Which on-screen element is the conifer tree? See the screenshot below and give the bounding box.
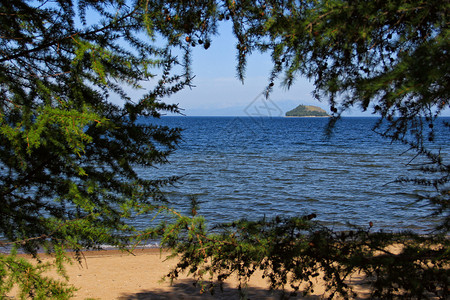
[0,0,206,297]
[157,1,449,299]
[1,0,449,299]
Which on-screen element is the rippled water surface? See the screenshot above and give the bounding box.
[134,116,449,233]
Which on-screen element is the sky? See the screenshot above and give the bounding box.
[125,21,448,117]
[165,23,321,116]
[137,22,350,117]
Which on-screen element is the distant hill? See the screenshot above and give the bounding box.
[285,105,330,117]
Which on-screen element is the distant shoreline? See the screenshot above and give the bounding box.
[284,115,331,118]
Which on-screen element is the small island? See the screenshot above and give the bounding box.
[285,105,330,117]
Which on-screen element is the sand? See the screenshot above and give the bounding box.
[8,249,371,299]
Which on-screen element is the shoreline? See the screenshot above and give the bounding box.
[7,248,371,299]
[284,115,330,118]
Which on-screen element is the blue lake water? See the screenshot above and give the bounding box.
[1,116,448,252]
[134,116,450,233]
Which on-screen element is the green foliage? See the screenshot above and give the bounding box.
[0,249,75,299]
[229,0,448,137]
[165,211,449,299]
[153,0,449,299]
[0,0,448,299]
[0,0,195,297]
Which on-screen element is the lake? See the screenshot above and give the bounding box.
[131,116,450,234]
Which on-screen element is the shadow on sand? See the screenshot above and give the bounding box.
[117,278,371,299]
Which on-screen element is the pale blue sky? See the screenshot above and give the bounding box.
[72,2,449,117]
[125,21,448,117]
[162,22,337,117]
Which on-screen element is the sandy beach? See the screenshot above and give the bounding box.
[7,248,372,299]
